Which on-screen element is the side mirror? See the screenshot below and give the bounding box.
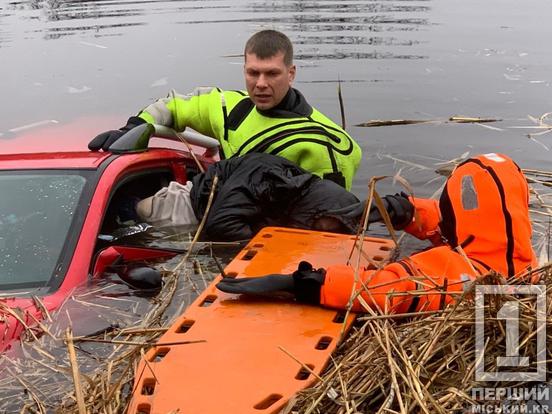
[91,245,179,291]
[108,123,155,154]
[106,123,220,157]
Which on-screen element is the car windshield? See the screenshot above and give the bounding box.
[0,171,89,290]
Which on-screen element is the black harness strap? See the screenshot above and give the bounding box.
[226,98,255,131]
[467,158,516,277]
[397,260,422,313]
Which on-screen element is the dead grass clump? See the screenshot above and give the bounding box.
[289,265,551,413]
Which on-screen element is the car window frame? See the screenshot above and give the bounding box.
[91,166,177,259]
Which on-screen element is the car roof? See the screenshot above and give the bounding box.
[0,116,198,169]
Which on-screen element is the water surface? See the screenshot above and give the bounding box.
[1,0,550,199]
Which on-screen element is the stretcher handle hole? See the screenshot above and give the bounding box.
[315,336,333,350]
[176,319,195,333]
[295,364,315,380]
[333,312,346,323]
[136,403,151,414]
[241,249,258,261]
[200,294,217,307]
[149,347,170,363]
[372,255,384,261]
[379,245,392,251]
[253,243,264,248]
[253,393,283,410]
[141,378,156,395]
[262,233,273,238]
[224,272,238,279]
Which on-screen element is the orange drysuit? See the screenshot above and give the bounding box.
[320,153,537,313]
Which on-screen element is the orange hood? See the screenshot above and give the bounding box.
[438,153,536,277]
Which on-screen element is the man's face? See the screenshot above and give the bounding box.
[244,52,296,111]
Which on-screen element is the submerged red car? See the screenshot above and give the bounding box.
[0,118,218,352]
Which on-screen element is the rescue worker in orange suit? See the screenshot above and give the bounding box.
[217,153,537,313]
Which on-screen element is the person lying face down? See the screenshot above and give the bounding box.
[217,153,538,314]
[134,153,413,241]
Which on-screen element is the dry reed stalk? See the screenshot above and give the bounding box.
[0,303,41,343]
[65,329,86,414]
[356,119,433,127]
[32,295,52,322]
[290,266,552,413]
[9,368,47,414]
[337,78,346,130]
[116,327,168,335]
[355,116,500,127]
[194,259,209,289]
[448,116,501,123]
[170,88,206,173]
[173,174,219,273]
[72,338,205,347]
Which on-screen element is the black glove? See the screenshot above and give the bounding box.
[292,261,326,304]
[88,116,146,151]
[116,265,162,291]
[216,261,326,305]
[367,192,414,230]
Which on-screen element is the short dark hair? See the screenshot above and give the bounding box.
[244,30,293,66]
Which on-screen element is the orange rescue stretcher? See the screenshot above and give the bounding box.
[128,227,395,414]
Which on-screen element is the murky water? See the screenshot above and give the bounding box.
[1,0,550,198]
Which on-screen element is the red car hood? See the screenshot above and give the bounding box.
[0,116,212,169]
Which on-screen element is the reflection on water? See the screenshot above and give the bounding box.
[40,22,146,40]
[246,1,430,14]
[294,34,421,46]
[5,0,232,41]
[297,49,425,60]
[3,0,429,60]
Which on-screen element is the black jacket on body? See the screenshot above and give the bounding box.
[190,153,363,241]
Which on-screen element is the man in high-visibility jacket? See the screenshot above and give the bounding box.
[217,153,537,313]
[89,30,362,190]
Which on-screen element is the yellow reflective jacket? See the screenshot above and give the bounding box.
[138,87,362,189]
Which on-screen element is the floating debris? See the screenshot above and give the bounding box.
[337,77,346,130]
[509,112,552,143]
[474,122,504,131]
[448,116,502,123]
[434,151,470,177]
[67,86,91,94]
[78,41,107,49]
[355,116,501,127]
[8,119,59,133]
[503,73,521,81]
[355,119,431,127]
[151,77,168,87]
